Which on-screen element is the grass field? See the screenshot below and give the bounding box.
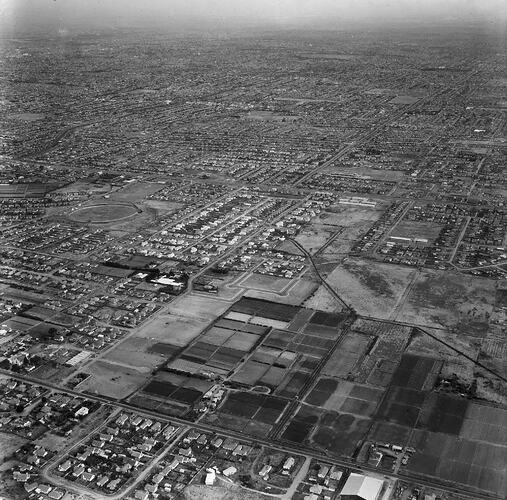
[245,279,318,306]
[239,273,292,293]
[390,95,420,104]
[406,328,480,377]
[108,181,163,201]
[0,432,27,461]
[135,312,211,347]
[7,112,45,121]
[102,337,167,371]
[294,225,334,255]
[279,205,383,259]
[304,286,346,313]
[315,205,384,227]
[390,220,443,243]
[79,360,149,399]
[306,258,415,318]
[143,199,183,213]
[2,315,39,331]
[396,270,496,334]
[23,306,58,322]
[69,203,138,223]
[53,180,110,196]
[321,165,406,181]
[37,405,112,453]
[166,294,230,320]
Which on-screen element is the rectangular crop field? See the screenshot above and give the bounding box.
[305,378,383,417]
[407,430,507,497]
[321,332,372,378]
[390,354,441,390]
[230,297,300,322]
[219,391,288,426]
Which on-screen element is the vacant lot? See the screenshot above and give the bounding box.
[143,199,183,214]
[321,166,406,182]
[0,432,27,461]
[102,337,167,371]
[294,225,334,255]
[390,220,443,243]
[406,328,480,384]
[166,294,230,320]
[245,279,318,306]
[182,483,271,500]
[308,258,415,318]
[108,181,163,201]
[79,360,149,399]
[396,270,496,333]
[53,180,110,196]
[390,95,420,104]
[239,273,292,293]
[304,286,347,313]
[315,205,383,228]
[7,112,45,121]
[135,312,211,347]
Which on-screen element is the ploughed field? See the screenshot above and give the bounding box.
[109,294,507,498]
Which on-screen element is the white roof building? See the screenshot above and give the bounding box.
[340,473,383,500]
[205,469,216,485]
[223,466,237,477]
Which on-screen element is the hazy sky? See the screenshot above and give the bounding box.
[1,0,506,32]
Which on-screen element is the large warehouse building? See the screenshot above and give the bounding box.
[340,473,384,500]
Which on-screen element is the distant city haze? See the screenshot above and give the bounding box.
[1,0,507,33]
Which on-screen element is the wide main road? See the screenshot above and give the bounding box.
[0,366,500,500]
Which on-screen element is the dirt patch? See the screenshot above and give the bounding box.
[166,294,230,320]
[182,483,271,500]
